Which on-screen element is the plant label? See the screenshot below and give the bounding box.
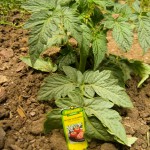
[61,107,88,150]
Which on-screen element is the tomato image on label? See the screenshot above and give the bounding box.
[70,131,78,138]
[68,124,85,142]
[73,126,81,133]
[75,131,84,140]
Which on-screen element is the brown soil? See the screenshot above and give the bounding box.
[0,12,150,150]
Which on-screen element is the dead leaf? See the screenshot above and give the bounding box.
[17,105,26,118]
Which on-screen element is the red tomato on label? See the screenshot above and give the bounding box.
[73,127,81,133]
[70,131,77,138]
[75,131,84,140]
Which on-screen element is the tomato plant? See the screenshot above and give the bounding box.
[22,0,150,147]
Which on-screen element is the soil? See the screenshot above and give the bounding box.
[0,12,150,150]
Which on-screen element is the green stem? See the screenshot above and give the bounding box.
[79,51,87,73]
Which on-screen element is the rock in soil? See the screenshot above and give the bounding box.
[29,117,45,135]
[100,143,117,150]
[0,87,7,103]
[0,76,9,84]
[50,130,67,150]
[9,144,23,150]
[0,127,6,149]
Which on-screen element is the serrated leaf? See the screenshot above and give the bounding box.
[57,51,76,70]
[24,10,65,64]
[20,56,57,72]
[76,0,88,12]
[63,66,83,84]
[83,70,133,108]
[63,7,82,45]
[80,24,92,57]
[137,16,150,52]
[93,0,114,9]
[132,0,141,13]
[103,17,115,29]
[84,116,114,141]
[37,74,77,101]
[56,92,128,145]
[112,20,133,51]
[92,32,107,70]
[86,107,128,145]
[44,109,62,133]
[22,0,56,12]
[114,3,132,18]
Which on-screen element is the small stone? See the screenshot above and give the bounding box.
[0,127,6,149]
[138,125,150,135]
[29,117,45,135]
[0,87,7,103]
[50,130,67,150]
[0,120,12,130]
[0,48,14,59]
[127,108,139,120]
[0,76,8,84]
[9,144,23,150]
[16,62,26,72]
[5,137,16,148]
[20,47,28,52]
[30,111,36,117]
[100,143,117,150]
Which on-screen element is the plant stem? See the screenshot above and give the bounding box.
[79,50,87,72]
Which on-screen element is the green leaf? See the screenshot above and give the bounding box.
[63,7,82,45]
[112,20,133,51]
[92,32,107,70]
[127,137,138,147]
[93,0,114,9]
[127,60,150,87]
[83,70,133,108]
[63,66,83,84]
[20,56,57,72]
[44,109,62,133]
[80,24,92,57]
[86,108,128,145]
[132,0,141,13]
[137,16,150,53]
[114,3,132,18]
[56,92,128,144]
[24,10,64,64]
[57,51,76,70]
[84,116,114,141]
[37,74,77,101]
[22,0,56,12]
[103,16,115,29]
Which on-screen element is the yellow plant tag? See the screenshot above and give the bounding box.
[61,107,88,150]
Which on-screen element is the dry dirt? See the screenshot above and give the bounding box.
[0,12,150,150]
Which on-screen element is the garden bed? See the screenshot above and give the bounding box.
[0,12,150,150]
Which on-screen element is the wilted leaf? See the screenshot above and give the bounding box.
[127,60,150,87]
[20,56,57,72]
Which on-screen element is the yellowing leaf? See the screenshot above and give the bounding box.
[20,56,57,72]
